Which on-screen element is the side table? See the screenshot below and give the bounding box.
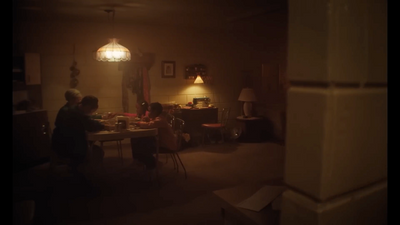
[236,116,263,142]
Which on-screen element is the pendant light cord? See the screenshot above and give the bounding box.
[112,10,115,36]
[105,9,115,37]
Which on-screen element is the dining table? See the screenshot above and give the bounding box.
[86,127,160,183]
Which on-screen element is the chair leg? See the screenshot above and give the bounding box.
[117,140,123,166]
[169,153,176,169]
[116,141,119,158]
[120,141,123,164]
[174,153,187,179]
[171,153,179,173]
[207,132,213,144]
[173,154,178,170]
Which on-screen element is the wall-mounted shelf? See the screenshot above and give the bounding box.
[185,64,207,79]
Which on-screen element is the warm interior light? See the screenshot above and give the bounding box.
[238,88,257,117]
[96,38,131,62]
[194,75,204,84]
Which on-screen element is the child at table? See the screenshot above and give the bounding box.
[105,100,150,121]
[130,102,177,170]
[127,100,149,120]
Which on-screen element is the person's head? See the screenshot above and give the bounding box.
[136,100,149,116]
[148,102,163,119]
[79,95,99,115]
[64,89,82,106]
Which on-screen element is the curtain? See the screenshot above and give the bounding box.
[119,53,154,113]
[121,64,151,112]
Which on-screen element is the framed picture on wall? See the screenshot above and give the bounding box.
[161,61,175,78]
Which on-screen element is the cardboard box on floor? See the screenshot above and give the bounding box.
[213,180,285,225]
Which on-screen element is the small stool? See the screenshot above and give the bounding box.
[99,139,124,165]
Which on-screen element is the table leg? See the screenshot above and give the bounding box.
[117,140,123,166]
[155,134,160,186]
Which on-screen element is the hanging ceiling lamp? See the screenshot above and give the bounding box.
[95,9,131,62]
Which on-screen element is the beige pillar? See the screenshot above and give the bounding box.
[280,0,387,224]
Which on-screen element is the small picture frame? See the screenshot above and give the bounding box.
[161,61,175,78]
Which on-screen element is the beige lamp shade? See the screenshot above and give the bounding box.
[238,88,257,102]
[96,38,131,62]
[238,88,257,117]
[194,75,204,84]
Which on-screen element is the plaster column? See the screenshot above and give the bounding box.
[280,0,387,224]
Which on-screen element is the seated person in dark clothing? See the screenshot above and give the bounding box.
[51,95,104,175]
[51,89,82,171]
[131,102,177,170]
[53,89,82,128]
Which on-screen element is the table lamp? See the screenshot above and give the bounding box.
[238,88,257,118]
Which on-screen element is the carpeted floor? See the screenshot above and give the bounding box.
[13,140,285,225]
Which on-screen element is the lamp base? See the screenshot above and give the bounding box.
[243,102,253,118]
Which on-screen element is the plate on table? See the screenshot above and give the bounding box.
[95,119,108,125]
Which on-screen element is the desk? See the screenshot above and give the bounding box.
[174,108,218,146]
[87,128,159,181]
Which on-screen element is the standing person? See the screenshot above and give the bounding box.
[52,95,105,176]
[131,102,177,170]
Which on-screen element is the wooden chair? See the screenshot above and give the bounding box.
[48,126,71,174]
[163,113,175,164]
[201,108,231,145]
[49,150,71,175]
[158,117,187,179]
[165,112,176,130]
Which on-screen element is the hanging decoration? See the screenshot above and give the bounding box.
[119,52,154,113]
[69,44,80,88]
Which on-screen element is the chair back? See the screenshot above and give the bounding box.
[174,118,185,150]
[219,108,230,126]
[165,113,176,129]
